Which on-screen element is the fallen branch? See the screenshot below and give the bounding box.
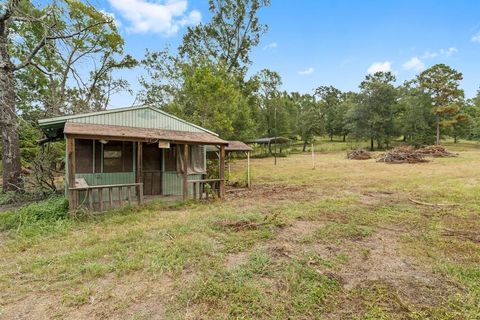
[408,198,460,207]
[441,229,480,243]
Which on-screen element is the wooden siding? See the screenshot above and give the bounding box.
[69,107,205,133]
[162,172,203,196]
[76,172,136,202]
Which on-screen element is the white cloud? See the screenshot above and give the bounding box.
[440,47,458,57]
[472,32,480,43]
[367,61,392,74]
[263,42,277,50]
[422,47,458,59]
[298,67,314,75]
[402,57,424,72]
[108,0,201,35]
[422,51,438,59]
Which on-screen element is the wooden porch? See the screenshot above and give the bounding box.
[64,122,227,213]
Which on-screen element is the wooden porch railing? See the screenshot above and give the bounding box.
[188,179,223,200]
[70,183,143,212]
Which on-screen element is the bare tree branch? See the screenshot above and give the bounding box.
[13,19,111,71]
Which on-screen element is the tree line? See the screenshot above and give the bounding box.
[1,0,480,193]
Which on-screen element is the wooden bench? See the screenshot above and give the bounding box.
[70,179,143,212]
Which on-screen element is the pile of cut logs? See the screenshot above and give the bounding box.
[347,149,372,160]
[417,145,457,157]
[377,146,428,164]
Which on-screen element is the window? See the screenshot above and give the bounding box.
[75,139,94,173]
[103,141,133,173]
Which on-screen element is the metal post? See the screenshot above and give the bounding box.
[246,151,251,188]
[219,144,226,198]
[311,142,315,169]
[182,144,189,201]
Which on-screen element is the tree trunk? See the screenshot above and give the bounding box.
[370,137,374,151]
[302,141,307,152]
[0,31,23,192]
[342,134,346,142]
[436,114,440,145]
[454,135,457,143]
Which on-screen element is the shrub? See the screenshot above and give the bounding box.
[0,196,69,231]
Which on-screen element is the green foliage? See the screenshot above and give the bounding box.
[418,64,464,144]
[0,196,69,232]
[397,81,436,146]
[347,72,399,150]
[315,86,343,140]
[179,0,270,72]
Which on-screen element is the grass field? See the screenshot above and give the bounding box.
[1,141,480,319]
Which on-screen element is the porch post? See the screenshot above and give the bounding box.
[182,144,189,201]
[136,142,143,204]
[246,151,251,188]
[66,136,76,213]
[219,144,225,198]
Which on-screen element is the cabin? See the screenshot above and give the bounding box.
[38,105,228,212]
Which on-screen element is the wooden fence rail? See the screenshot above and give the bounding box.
[188,179,223,200]
[69,183,143,212]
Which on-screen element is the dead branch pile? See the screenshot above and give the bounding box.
[347,149,372,160]
[417,145,457,157]
[377,146,428,164]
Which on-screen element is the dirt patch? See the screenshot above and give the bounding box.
[1,272,174,319]
[316,230,459,307]
[359,191,397,206]
[226,184,318,202]
[225,251,250,270]
[266,220,325,261]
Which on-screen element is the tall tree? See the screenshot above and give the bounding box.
[418,64,464,145]
[0,0,129,191]
[296,93,323,151]
[397,81,436,146]
[179,0,270,73]
[347,72,398,150]
[252,69,282,136]
[315,85,342,141]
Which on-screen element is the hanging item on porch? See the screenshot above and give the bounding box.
[158,141,170,148]
[189,145,205,174]
[176,145,185,174]
[176,145,206,174]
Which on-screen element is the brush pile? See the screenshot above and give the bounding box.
[377,146,428,164]
[417,145,457,157]
[347,149,372,160]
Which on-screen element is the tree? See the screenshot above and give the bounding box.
[418,64,464,145]
[0,0,123,191]
[252,69,282,137]
[347,72,399,150]
[336,92,357,141]
[179,0,270,73]
[397,81,436,146]
[296,94,323,151]
[315,86,342,141]
[468,89,480,140]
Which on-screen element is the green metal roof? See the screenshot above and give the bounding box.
[38,105,218,137]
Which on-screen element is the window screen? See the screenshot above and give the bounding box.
[103,141,133,173]
[164,144,176,171]
[75,139,93,173]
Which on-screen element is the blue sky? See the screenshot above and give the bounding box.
[95,0,480,107]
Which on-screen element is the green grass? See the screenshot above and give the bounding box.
[1,141,480,318]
